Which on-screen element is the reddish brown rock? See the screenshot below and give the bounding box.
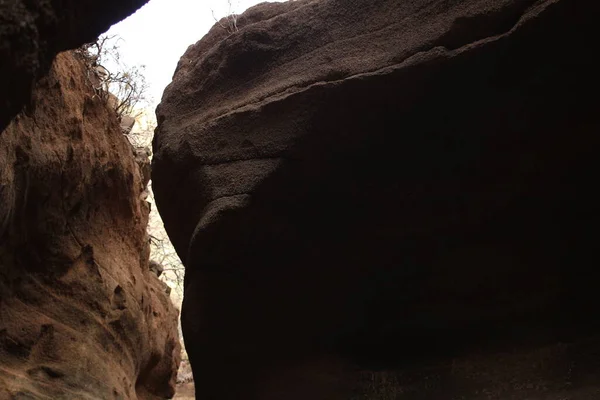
[0,51,180,399]
[0,0,149,132]
[153,0,599,398]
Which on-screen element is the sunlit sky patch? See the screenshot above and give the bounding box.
[104,0,288,108]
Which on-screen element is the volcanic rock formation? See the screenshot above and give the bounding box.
[0,51,180,399]
[153,0,599,398]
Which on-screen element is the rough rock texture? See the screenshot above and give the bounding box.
[153,0,600,398]
[0,0,149,132]
[0,52,180,399]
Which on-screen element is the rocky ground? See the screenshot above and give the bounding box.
[173,382,195,400]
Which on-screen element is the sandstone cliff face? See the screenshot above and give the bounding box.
[0,52,180,399]
[154,0,599,398]
[0,0,149,132]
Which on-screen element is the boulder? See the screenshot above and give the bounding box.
[153,0,600,398]
[0,51,180,399]
[121,115,138,135]
[0,0,148,132]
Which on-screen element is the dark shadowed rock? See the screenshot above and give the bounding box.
[0,51,180,399]
[153,0,600,398]
[0,0,149,132]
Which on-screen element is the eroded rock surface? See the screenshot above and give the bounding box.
[0,52,180,399]
[0,0,149,132]
[153,0,599,398]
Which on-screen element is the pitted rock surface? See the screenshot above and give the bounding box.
[1,52,180,400]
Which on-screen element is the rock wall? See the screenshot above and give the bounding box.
[0,0,149,132]
[0,51,180,399]
[153,0,600,398]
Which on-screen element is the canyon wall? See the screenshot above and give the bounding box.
[1,2,185,398]
[0,50,180,400]
[153,0,600,398]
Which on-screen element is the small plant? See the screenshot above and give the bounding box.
[75,35,150,120]
[212,0,240,34]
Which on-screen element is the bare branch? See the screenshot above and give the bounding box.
[211,0,240,34]
[76,35,150,120]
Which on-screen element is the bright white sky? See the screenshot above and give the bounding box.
[105,0,287,108]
